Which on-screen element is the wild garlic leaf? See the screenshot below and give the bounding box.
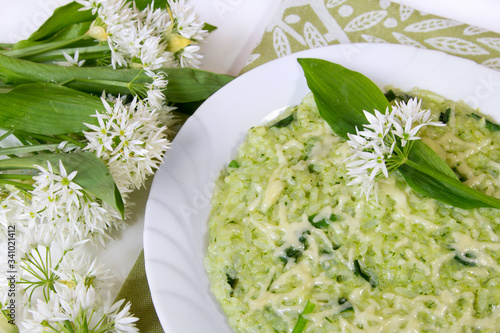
[401,160,500,209]
[298,58,391,139]
[0,82,102,135]
[28,2,96,42]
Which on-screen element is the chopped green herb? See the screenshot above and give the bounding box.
[384,89,397,102]
[292,300,315,333]
[354,259,378,288]
[454,253,477,267]
[226,273,238,297]
[299,230,310,245]
[270,113,294,128]
[308,214,337,229]
[228,160,239,168]
[285,246,302,261]
[339,305,354,314]
[470,113,500,132]
[384,89,413,103]
[439,108,451,124]
[226,273,238,289]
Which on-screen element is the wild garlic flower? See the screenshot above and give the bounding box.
[128,72,168,109]
[83,96,169,194]
[54,50,86,67]
[19,246,138,333]
[77,0,208,71]
[345,98,444,200]
[31,160,124,246]
[168,0,208,67]
[1,185,32,229]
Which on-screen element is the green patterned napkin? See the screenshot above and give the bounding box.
[118,1,500,332]
[243,0,500,73]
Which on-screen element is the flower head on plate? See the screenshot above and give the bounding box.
[344,98,444,200]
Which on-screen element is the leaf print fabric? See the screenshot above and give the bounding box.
[404,19,463,33]
[426,37,489,55]
[242,0,500,73]
[344,10,387,32]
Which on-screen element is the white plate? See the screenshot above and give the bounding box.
[143,43,500,333]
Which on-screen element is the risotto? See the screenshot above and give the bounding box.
[204,89,500,332]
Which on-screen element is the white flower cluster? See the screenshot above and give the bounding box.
[77,0,208,71]
[83,95,170,197]
[0,162,123,249]
[18,245,138,332]
[345,98,444,200]
[1,188,137,332]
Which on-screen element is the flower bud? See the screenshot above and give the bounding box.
[165,33,193,53]
[88,26,108,42]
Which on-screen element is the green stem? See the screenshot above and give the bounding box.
[65,78,135,97]
[0,129,14,142]
[0,179,34,190]
[292,300,315,333]
[403,159,500,209]
[24,44,110,64]
[2,34,90,59]
[0,143,63,156]
[12,130,64,143]
[0,174,34,180]
[56,134,86,148]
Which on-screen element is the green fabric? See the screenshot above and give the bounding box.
[243,0,500,73]
[115,250,164,333]
[120,0,500,331]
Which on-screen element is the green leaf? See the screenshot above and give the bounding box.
[28,2,96,42]
[400,123,500,209]
[3,35,90,59]
[407,141,457,179]
[14,22,94,51]
[400,159,500,209]
[298,58,390,140]
[157,67,234,103]
[134,0,168,10]
[0,315,19,333]
[0,54,234,103]
[0,152,124,217]
[27,0,169,43]
[202,23,218,33]
[0,83,102,135]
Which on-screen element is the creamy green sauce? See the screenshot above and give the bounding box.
[205,90,500,332]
